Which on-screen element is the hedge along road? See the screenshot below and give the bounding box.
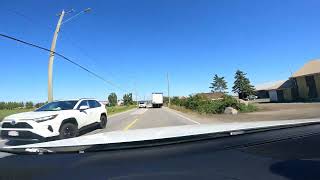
[0,107,204,148]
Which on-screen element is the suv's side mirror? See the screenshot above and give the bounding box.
[79,105,89,111]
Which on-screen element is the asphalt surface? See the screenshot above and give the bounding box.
[0,107,201,148]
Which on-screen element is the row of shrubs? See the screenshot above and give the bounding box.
[170,95,257,114]
[0,102,46,110]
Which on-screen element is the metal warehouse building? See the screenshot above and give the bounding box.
[291,60,320,101]
[255,80,293,102]
[255,60,320,102]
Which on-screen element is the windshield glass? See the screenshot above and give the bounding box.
[1,0,320,153]
[35,101,78,111]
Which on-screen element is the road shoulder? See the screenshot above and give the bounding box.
[163,107,219,124]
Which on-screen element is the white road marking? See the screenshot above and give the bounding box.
[130,109,148,115]
[164,107,201,124]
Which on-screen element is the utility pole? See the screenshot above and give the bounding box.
[133,81,138,106]
[48,10,65,102]
[47,8,91,102]
[136,93,138,105]
[167,72,170,107]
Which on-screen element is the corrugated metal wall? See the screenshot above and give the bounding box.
[315,74,320,98]
[296,76,309,99]
[283,88,292,101]
[269,90,278,102]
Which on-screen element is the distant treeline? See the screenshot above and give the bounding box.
[0,102,46,110]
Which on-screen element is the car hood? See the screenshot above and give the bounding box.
[4,118,320,149]
[4,111,59,120]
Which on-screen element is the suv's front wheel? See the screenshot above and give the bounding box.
[99,115,107,129]
[59,123,79,139]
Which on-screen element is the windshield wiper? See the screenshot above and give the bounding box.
[25,147,54,154]
[0,147,56,155]
[0,144,91,155]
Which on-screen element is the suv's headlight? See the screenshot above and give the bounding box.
[34,115,58,123]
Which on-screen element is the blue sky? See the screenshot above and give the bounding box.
[1,0,320,102]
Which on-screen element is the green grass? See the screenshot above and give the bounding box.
[0,109,34,121]
[239,104,258,113]
[169,105,193,114]
[107,105,137,116]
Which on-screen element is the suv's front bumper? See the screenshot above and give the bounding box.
[0,130,45,141]
[0,120,59,140]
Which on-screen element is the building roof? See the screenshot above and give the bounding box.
[255,80,293,91]
[292,60,320,77]
[255,80,285,91]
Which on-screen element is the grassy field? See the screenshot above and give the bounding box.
[107,105,137,116]
[0,105,137,121]
[0,109,34,121]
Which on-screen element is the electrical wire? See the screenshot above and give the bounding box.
[4,9,138,95]
[0,33,127,92]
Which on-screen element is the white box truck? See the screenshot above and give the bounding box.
[152,93,163,108]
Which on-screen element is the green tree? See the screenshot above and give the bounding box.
[163,96,170,105]
[232,70,255,99]
[123,93,133,106]
[0,102,5,110]
[19,102,24,108]
[35,102,45,108]
[209,74,228,93]
[108,93,118,106]
[25,101,34,109]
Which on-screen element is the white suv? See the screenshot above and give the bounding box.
[138,101,147,108]
[0,99,107,141]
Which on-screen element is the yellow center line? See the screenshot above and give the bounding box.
[123,118,139,131]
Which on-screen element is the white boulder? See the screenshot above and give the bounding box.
[224,107,238,115]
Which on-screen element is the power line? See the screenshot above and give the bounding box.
[59,33,138,91]
[6,9,54,30]
[0,33,127,92]
[5,9,138,94]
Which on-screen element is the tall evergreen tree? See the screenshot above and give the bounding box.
[209,74,228,93]
[123,93,133,105]
[108,93,117,106]
[232,70,255,99]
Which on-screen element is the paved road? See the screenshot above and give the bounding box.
[0,107,201,148]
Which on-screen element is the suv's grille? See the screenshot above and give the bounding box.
[2,122,33,129]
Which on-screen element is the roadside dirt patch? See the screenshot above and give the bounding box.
[236,103,320,121]
[255,103,320,112]
[169,103,320,123]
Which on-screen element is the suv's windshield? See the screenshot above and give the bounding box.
[35,101,78,111]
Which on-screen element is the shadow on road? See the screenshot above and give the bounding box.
[78,124,101,136]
